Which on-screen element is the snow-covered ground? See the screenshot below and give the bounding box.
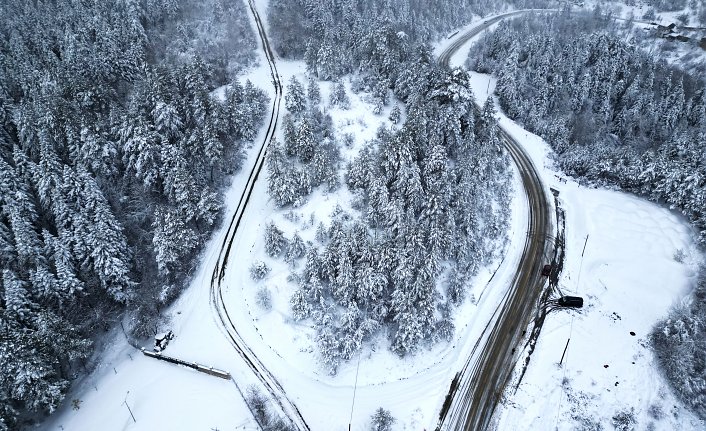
[39,7,704,431]
[445,16,705,431]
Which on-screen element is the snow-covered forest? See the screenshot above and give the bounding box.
[3,0,706,429]
[470,10,705,243]
[267,73,512,373]
[262,0,518,372]
[0,1,268,428]
[267,0,556,79]
[469,8,706,420]
[634,0,706,19]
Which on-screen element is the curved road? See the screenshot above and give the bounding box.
[437,13,554,431]
[208,7,551,431]
[208,2,309,430]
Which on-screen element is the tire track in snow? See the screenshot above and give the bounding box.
[208,1,310,430]
[436,12,555,431]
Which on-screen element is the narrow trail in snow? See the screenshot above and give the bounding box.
[207,1,310,430]
[436,12,555,431]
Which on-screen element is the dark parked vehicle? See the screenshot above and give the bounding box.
[541,264,552,277]
[558,296,583,308]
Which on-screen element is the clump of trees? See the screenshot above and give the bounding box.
[267,0,559,76]
[266,76,340,208]
[264,0,517,376]
[469,10,706,243]
[0,0,267,427]
[652,270,706,419]
[266,42,512,372]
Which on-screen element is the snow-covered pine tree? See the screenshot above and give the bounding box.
[264,222,288,258]
[285,76,306,114]
[307,75,321,106]
[329,80,350,109]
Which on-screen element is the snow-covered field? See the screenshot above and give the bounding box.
[39,6,704,431]
[494,112,704,431]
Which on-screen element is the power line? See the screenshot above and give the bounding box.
[348,352,362,431]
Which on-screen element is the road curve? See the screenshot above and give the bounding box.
[208,2,310,430]
[437,13,553,431]
[437,11,528,67]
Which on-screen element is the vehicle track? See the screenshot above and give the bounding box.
[437,13,553,431]
[437,11,527,67]
[207,2,309,430]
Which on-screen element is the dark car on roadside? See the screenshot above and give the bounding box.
[541,264,552,277]
[558,296,583,308]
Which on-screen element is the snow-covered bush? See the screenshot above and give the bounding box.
[245,386,294,430]
[369,408,395,431]
[642,8,657,20]
[676,13,689,25]
[249,261,271,281]
[256,287,273,311]
[647,403,664,420]
[611,408,636,431]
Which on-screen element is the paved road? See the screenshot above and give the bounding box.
[438,11,528,67]
[437,13,554,431]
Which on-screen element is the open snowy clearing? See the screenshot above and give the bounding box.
[39,6,704,431]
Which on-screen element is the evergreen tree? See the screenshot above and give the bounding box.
[264,222,288,257]
[369,407,395,431]
[329,80,350,109]
[285,76,306,114]
[307,75,321,106]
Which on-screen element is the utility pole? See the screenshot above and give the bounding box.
[559,338,571,365]
[348,352,362,431]
[576,234,589,291]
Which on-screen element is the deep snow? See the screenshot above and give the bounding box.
[39,5,704,431]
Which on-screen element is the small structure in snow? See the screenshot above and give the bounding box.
[154,330,174,352]
[558,296,583,308]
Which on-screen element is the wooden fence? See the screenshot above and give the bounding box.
[141,348,231,380]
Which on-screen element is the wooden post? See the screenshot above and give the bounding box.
[124,392,136,423]
[559,338,570,366]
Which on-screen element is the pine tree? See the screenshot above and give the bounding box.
[307,75,321,106]
[78,167,134,301]
[389,104,401,124]
[370,407,395,431]
[264,222,288,257]
[285,76,306,114]
[153,205,199,277]
[329,80,350,109]
[3,270,33,321]
[285,232,306,264]
[293,117,315,163]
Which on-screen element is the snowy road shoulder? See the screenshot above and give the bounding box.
[438,16,706,429]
